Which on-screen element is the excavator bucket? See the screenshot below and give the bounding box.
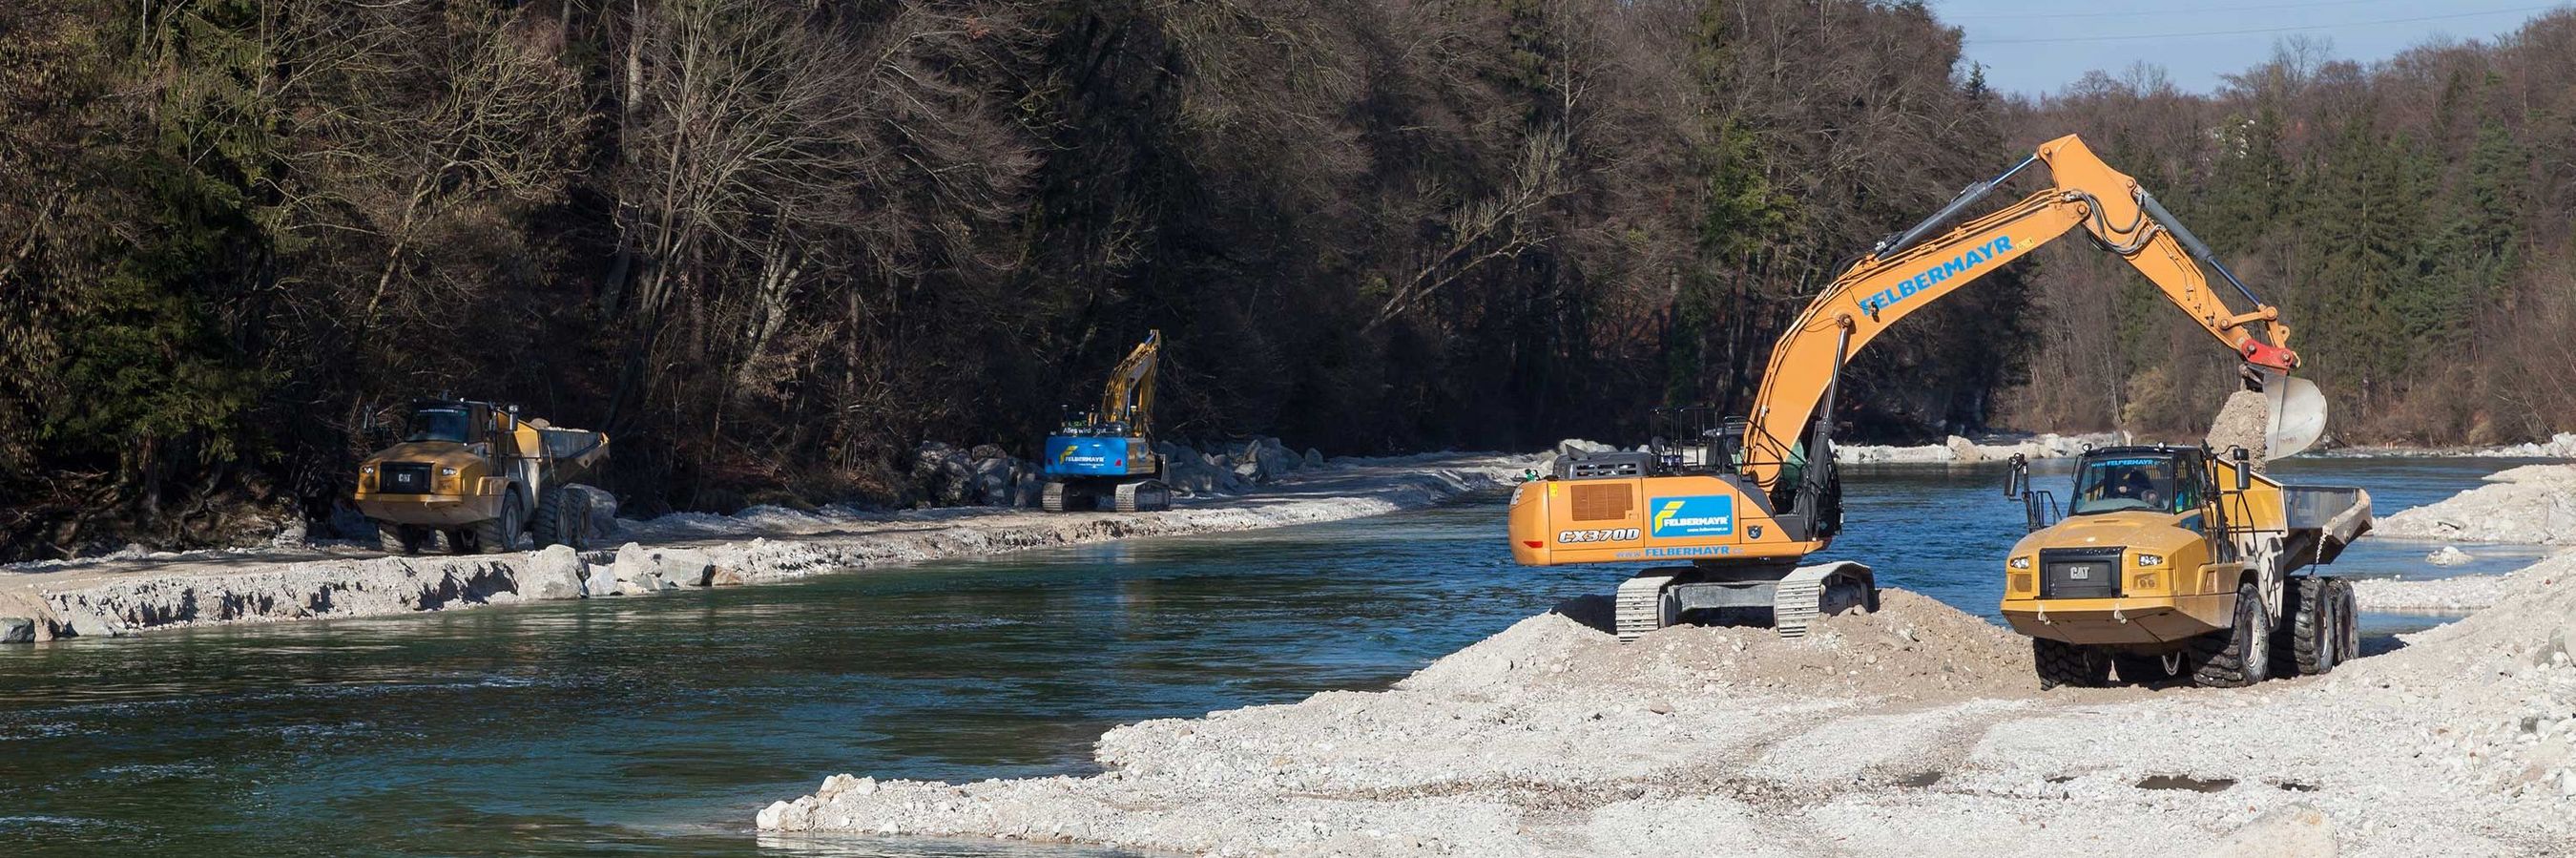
[2263,373,2328,459]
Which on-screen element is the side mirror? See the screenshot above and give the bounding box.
[2232,447,2252,492]
[2003,453,2026,499]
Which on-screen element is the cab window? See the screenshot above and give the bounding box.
[2068,455,2180,515]
[405,408,471,443]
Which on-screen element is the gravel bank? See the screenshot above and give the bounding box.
[2379,464,2576,544]
[763,563,2576,857]
[0,455,1525,643]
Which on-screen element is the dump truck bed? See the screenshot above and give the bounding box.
[2279,485,2371,572]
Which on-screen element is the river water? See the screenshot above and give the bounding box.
[0,456,2551,856]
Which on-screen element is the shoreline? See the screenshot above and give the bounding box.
[0,454,1528,645]
[758,458,2576,857]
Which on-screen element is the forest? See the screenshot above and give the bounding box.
[3,0,2571,558]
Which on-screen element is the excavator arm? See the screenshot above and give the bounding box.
[1740,134,2315,487]
[1096,329,1161,436]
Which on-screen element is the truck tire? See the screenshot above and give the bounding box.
[2033,638,2109,689]
[375,520,424,555]
[2275,576,2337,677]
[475,490,529,554]
[531,486,587,550]
[2191,580,2273,688]
[2330,577,2361,663]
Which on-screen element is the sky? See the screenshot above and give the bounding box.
[1935,0,2569,97]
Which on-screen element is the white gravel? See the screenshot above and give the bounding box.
[763,563,2576,857]
[2379,464,2576,544]
[0,455,1527,641]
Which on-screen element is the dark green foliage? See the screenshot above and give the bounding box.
[22,0,2573,556]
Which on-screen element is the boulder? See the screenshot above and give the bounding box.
[580,563,618,597]
[2426,546,2475,566]
[609,542,711,589]
[521,545,586,599]
[709,568,749,586]
[0,617,33,644]
[910,442,976,507]
[1303,448,1325,469]
[968,455,1016,507]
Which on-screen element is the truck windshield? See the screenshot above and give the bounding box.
[2069,455,2180,515]
[405,408,470,443]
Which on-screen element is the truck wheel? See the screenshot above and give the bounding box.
[531,486,586,550]
[2278,576,2337,676]
[2191,580,2273,688]
[2033,638,2109,689]
[475,491,529,554]
[375,520,423,555]
[2330,578,2361,663]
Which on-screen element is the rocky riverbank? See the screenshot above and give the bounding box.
[758,458,2576,857]
[0,453,1526,644]
[761,555,2576,857]
[2379,463,2576,544]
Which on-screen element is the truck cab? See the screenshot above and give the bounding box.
[2001,446,2370,688]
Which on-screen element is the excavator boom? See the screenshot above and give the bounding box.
[1743,134,2312,488]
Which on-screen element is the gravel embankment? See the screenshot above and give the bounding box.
[0,454,1527,643]
[2379,464,2576,544]
[764,562,2576,856]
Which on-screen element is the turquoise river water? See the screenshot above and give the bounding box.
[0,456,2552,856]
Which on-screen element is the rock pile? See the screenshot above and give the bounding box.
[2379,463,2576,543]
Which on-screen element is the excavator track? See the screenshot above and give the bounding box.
[1613,571,1684,642]
[1041,481,1078,513]
[1112,479,1172,513]
[1773,561,1876,638]
[1612,562,1876,642]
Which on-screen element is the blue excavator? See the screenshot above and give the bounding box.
[1040,330,1172,513]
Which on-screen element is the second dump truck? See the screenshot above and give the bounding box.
[2003,446,2371,688]
[353,399,611,555]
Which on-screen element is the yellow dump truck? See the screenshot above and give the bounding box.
[2001,446,2371,688]
[353,400,610,555]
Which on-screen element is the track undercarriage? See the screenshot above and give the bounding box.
[1041,476,1173,513]
[1611,560,1879,642]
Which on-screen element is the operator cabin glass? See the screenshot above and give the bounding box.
[2068,454,2186,515]
[405,408,471,444]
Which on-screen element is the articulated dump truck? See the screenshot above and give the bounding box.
[353,400,611,555]
[2003,447,2371,689]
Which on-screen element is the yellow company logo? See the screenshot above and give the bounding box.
[1653,500,1685,532]
[1057,445,1075,462]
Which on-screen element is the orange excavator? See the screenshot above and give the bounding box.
[1506,134,2327,641]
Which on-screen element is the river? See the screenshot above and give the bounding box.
[0,455,2551,856]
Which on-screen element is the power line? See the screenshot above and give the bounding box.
[1964,3,2566,44]
[1940,0,2407,22]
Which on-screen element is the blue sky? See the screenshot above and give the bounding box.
[1937,0,2568,97]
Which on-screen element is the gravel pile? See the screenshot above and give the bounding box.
[2379,464,2576,544]
[2205,389,2272,469]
